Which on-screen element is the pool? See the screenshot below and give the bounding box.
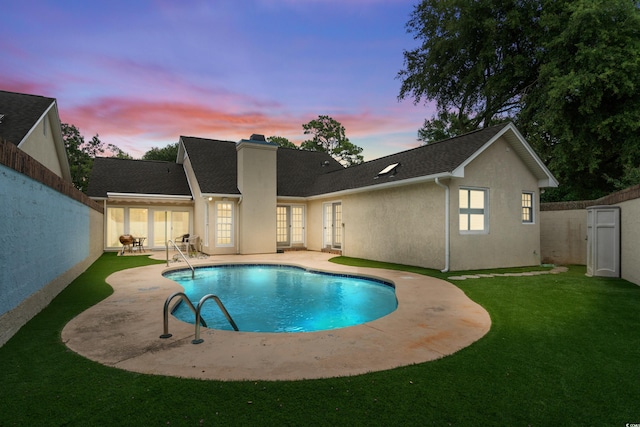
[163,264,397,333]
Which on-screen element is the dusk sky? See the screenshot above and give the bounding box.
[2,0,435,160]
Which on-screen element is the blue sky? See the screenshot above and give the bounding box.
[1,0,435,160]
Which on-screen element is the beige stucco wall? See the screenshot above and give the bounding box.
[18,114,64,178]
[540,209,587,265]
[237,142,277,254]
[340,183,446,269]
[619,197,640,285]
[449,136,541,270]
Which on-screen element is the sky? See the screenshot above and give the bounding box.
[1,0,435,161]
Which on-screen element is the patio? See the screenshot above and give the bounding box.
[62,251,490,381]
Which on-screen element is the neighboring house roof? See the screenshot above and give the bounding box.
[0,90,72,182]
[87,157,192,199]
[0,90,55,145]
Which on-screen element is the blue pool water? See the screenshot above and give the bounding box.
[163,265,397,333]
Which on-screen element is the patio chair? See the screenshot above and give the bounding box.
[175,233,189,251]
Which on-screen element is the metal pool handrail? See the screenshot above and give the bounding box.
[192,294,239,344]
[159,292,206,339]
[166,239,194,278]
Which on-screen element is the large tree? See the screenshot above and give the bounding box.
[62,123,130,192]
[398,0,640,200]
[142,143,179,161]
[267,136,298,149]
[300,115,363,166]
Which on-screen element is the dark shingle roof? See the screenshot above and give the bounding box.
[0,90,55,145]
[86,157,191,198]
[306,124,507,196]
[181,137,240,195]
[277,148,343,197]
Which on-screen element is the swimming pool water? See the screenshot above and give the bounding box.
[163,265,397,333]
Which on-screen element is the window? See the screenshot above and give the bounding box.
[459,188,488,232]
[215,201,234,247]
[522,192,534,223]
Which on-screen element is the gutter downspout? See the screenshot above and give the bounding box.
[435,178,450,273]
[236,196,243,254]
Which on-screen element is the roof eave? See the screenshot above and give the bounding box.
[306,172,455,200]
[105,192,193,202]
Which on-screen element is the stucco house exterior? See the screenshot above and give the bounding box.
[88,122,557,271]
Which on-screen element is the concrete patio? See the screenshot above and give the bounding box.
[62,251,490,381]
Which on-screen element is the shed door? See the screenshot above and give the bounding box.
[586,206,620,277]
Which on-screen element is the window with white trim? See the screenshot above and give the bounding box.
[459,188,488,232]
[215,201,234,247]
[522,192,534,223]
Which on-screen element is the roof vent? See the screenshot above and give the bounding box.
[0,114,5,124]
[250,134,266,142]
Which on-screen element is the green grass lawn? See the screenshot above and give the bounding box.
[1,253,639,426]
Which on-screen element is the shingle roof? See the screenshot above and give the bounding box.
[0,90,55,145]
[88,123,523,200]
[86,157,191,198]
[276,147,343,197]
[180,136,241,195]
[305,124,507,196]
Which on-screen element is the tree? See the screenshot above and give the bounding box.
[398,0,541,135]
[520,0,640,200]
[142,143,179,161]
[62,123,131,192]
[300,115,363,166]
[399,0,640,200]
[267,136,298,149]
[417,111,475,144]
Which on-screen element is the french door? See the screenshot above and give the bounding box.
[323,202,342,249]
[277,205,305,247]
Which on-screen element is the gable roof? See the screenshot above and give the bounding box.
[89,122,556,202]
[0,90,72,182]
[304,122,557,197]
[0,90,55,146]
[180,136,240,195]
[87,157,192,200]
[180,136,344,197]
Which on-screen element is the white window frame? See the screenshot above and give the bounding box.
[522,191,535,224]
[214,201,234,247]
[459,187,489,234]
[203,201,210,246]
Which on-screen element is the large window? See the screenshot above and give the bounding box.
[459,188,488,233]
[106,207,124,247]
[522,192,534,223]
[215,201,234,247]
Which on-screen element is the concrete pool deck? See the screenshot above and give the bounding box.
[62,251,491,381]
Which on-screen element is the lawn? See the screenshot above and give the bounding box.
[0,253,638,426]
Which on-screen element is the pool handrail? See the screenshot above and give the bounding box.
[159,292,206,339]
[192,294,239,344]
[166,239,194,278]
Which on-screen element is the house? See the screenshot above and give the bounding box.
[0,90,102,347]
[0,90,71,181]
[87,123,558,271]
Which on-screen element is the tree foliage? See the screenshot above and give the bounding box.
[399,0,640,200]
[300,115,363,166]
[62,123,131,192]
[142,143,179,161]
[267,136,298,149]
